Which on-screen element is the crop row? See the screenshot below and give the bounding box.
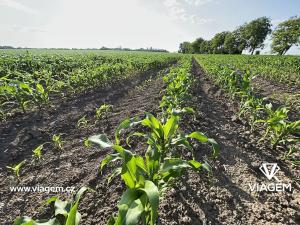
[0,51,178,120]
[196,55,300,164]
[13,56,219,224]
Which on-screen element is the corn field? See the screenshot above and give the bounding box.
[0,50,299,225]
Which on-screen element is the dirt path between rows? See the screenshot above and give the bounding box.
[158,59,300,225]
[0,66,169,224]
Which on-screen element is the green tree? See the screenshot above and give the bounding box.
[200,40,212,54]
[224,29,246,54]
[233,26,247,53]
[191,37,205,53]
[179,42,193,53]
[224,32,239,54]
[242,17,272,54]
[211,31,230,54]
[271,17,300,55]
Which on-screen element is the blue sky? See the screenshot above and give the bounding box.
[0,0,299,53]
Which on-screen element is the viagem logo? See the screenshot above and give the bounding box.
[248,162,292,192]
[259,163,280,181]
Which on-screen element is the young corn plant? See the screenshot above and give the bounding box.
[14,187,90,225]
[89,113,219,225]
[95,104,113,121]
[52,134,64,150]
[77,115,89,128]
[239,95,264,130]
[255,103,300,148]
[3,80,34,113]
[83,138,92,148]
[32,144,44,161]
[6,160,26,178]
[33,83,50,110]
[283,146,300,165]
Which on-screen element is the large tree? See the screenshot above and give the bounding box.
[224,29,247,54]
[242,17,272,54]
[200,40,212,54]
[271,17,300,55]
[191,37,205,53]
[179,42,193,53]
[224,32,239,54]
[211,31,230,54]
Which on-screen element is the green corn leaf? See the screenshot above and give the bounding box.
[115,117,140,145]
[43,196,58,206]
[89,134,113,148]
[107,216,117,225]
[163,115,179,140]
[74,187,90,203]
[142,113,163,139]
[121,154,137,189]
[54,198,69,217]
[188,131,208,142]
[100,154,121,171]
[161,158,190,181]
[125,199,144,225]
[135,156,147,173]
[65,201,81,225]
[188,132,220,157]
[14,217,58,225]
[36,84,45,94]
[140,180,159,225]
[116,189,140,224]
[208,138,220,157]
[171,107,195,115]
[107,167,122,184]
[188,160,202,169]
[126,132,145,147]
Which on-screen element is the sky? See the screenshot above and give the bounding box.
[0,0,299,53]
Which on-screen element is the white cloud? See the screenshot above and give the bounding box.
[271,19,284,27]
[163,0,179,8]
[163,0,213,24]
[0,0,37,14]
[184,0,213,6]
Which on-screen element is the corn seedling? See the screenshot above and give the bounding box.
[84,138,92,148]
[33,83,50,110]
[239,95,264,130]
[95,104,113,121]
[77,115,89,128]
[6,160,26,178]
[14,187,91,225]
[32,144,44,161]
[255,104,300,148]
[52,134,64,150]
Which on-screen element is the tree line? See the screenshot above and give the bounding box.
[179,16,300,55]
